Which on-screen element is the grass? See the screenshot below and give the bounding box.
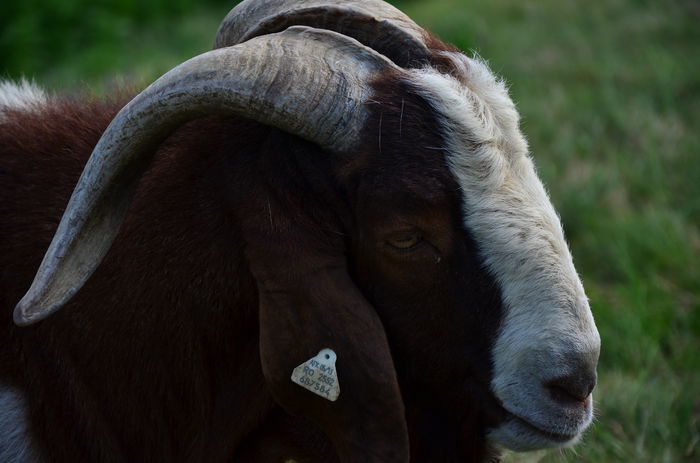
[0,0,230,92]
[3,0,699,461]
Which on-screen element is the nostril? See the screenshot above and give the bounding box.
[547,384,588,406]
[545,372,597,407]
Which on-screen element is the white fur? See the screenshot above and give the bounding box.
[0,384,42,462]
[0,79,48,120]
[406,53,600,450]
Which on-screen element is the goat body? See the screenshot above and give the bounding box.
[1,1,600,461]
[0,91,499,461]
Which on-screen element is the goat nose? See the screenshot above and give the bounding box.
[546,371,597,406]
[544,352,598,407]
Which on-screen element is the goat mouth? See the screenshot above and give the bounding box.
[503,410,578,443]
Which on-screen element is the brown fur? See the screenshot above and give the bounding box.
[1,72,505,462]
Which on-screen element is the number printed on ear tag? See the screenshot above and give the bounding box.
[291,348,340,402]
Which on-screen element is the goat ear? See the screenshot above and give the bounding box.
[241,213,409,462]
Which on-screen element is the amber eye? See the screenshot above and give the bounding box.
[386,232,422,250]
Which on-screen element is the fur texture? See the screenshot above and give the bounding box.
[0,80,47,120]
[0,385,41,462]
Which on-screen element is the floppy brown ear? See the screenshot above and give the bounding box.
[238,174,409,462]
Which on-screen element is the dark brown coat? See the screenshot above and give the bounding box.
[1,73,505,462]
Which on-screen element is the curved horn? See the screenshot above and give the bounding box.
[14,26,403,326]
[214,0,432,68]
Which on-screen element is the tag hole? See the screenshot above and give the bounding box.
[325,354,330,359]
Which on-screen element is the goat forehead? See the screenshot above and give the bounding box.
[406,53,596,349]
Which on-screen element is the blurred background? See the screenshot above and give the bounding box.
[2,0,698,461]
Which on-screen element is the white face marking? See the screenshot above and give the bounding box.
[0,79,48,121]
[406,52,600,450]
[0,384,42,462]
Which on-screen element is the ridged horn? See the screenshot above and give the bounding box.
[14,26,403,326]
[214,0,432,68]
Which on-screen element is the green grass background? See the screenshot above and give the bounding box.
[2,0,698,461]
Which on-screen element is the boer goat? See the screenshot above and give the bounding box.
[0,0,601,461]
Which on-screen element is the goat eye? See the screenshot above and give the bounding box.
[386,232,422,250]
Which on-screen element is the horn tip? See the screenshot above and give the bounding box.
[13,293,55,326]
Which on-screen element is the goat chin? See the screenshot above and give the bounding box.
[488,387,595,451]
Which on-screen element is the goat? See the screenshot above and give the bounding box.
[0,0,601,461]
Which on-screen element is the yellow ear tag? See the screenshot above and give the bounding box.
[291,348,340,402]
